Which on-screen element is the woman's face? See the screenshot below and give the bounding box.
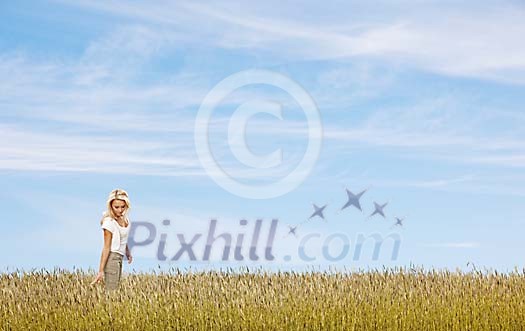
[111,199,127,218]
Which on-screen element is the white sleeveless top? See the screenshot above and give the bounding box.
[101,217,130,256]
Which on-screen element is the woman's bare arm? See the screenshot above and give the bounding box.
[98,229,113,272]
[125,244,133,263]
[91,229,113,285]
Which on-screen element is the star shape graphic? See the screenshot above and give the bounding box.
[369,201,388,219]
[341,189,367,211]
[309,203,327,220]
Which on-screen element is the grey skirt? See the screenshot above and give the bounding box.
[104,251,123,291]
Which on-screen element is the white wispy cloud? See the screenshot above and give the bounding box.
[423,242,481,249]
[53,0,525,84]
[2,1,524,190]
[365,175,479,189]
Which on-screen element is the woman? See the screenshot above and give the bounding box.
[90,189,133,291]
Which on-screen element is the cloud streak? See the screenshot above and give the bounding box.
[423,242,481,249]
[2,1,525,197]
[54,0,525,84]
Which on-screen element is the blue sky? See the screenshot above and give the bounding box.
[1,0,525,274]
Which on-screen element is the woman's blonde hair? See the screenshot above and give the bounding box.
[99,188,131,225]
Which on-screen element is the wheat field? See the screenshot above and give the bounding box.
[1,267,524,330]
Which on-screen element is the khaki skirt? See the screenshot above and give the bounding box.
[104,251,123,291]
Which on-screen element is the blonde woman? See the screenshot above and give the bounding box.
[90,189,133,290]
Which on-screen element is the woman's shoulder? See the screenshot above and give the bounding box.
[102,216,117,225]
